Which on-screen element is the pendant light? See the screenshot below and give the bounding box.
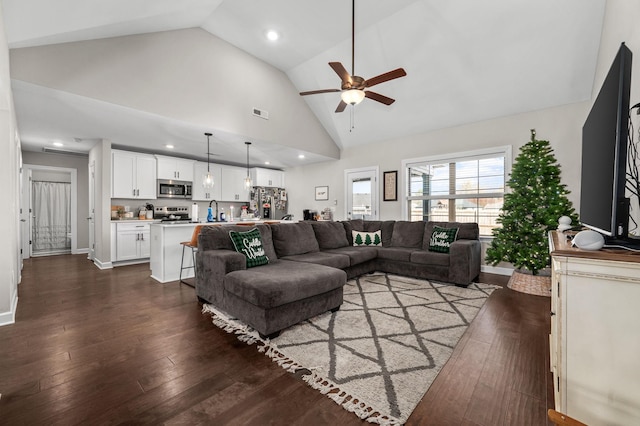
[202,132,214,188]
[244,141,252,190]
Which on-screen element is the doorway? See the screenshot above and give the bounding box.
[345,167,379,220]
[21,165,78,258]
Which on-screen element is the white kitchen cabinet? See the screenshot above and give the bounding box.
[192,161,222,201]
[112,150,157,199]
[220,165,250,202]
[115,222,150,261]
[250,167,284,187]
[549,231,640,425]
[156,155,195,181]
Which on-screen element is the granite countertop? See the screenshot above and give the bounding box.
[152,220,292,227]
[111,218,161,223]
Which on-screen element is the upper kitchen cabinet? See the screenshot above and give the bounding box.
[112,150,157,199]
[250,168,285,188]
[220,165,250,202]
[156,155,195,181]
[192,161,222,201]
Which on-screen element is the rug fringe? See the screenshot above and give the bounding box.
[202,303,403,425]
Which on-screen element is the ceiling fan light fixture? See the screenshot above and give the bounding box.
[341,89,365,105]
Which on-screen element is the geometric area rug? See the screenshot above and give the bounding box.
[203,273,500,425]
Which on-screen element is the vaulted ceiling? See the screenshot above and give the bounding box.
[2,0,606,167]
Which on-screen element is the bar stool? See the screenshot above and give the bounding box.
[179,225,204,287]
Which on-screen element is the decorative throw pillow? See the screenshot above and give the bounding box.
[229,228,269,268]
[428,226,459,253]
[352,230,382,246]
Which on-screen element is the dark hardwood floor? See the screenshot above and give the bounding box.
[0,255,554,425]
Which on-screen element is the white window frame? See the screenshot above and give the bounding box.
[400,146,512,235]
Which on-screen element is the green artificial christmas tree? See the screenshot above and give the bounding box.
[486,130,579,275]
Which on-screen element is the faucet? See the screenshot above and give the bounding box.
[208,199,219,221]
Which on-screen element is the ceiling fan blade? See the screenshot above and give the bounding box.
[300,89,341,96]
[335,100,348,113]
[365,68,407,88]
[365,91,395,105]
[329,62,351,84]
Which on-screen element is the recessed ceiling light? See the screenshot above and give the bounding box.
[266,30,279,41]
[298,154,305,159]
[53,142,63,147]
[264,161,270,165]
[166,144,174,149]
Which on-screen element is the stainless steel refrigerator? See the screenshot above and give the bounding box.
[250,186,288,220]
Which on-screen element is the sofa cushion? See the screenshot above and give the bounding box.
[281,252,350,269]
[390,221,425,248]
[423,222,479,248]
[323,246,378,266]
[343,220,395,246]
[224,260,346,308]
[410,250,450,266]
[375,247,414,262]
[229,227,270,268]
[428,225,459,253]
[271,222,320,257]
[310,221,349,249]
[199,224,277,260]
[352,230,382,246]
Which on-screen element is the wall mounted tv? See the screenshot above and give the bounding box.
[580,42,639,248]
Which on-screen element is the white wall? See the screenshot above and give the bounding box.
[89,139,112,268]
[286,101,588,223]
[9,28,340,160]
[0,2,21,325]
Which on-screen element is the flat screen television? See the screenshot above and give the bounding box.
[580,42,639,247]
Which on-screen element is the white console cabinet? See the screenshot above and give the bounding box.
[549,231,640,425]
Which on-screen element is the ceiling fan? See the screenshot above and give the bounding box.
[299,0,407,113]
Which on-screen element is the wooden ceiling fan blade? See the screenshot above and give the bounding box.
[300,89,341,96]
[329,62,351,84]
[365,91,395,105]
[365,68,407,88]
[335,100,348,113]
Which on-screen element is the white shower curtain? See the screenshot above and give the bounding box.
[32,181,71,251]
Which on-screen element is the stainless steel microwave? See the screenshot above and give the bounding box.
[157,179,192,199]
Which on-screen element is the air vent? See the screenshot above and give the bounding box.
[252,107,269,120]
[42,147,88,157]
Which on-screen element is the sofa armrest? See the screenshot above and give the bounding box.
[448,239,481,285]
[195,249,246,305]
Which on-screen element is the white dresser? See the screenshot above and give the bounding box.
[549,231,640,425]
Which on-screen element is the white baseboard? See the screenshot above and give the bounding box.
[481,265,514,276]
[0,292,18,326]
[93,258,113,269]
[73,248,89,254]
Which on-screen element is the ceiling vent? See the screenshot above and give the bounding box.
[252,107,269,120]
[42,147,88,157]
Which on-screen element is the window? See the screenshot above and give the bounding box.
[402,147,511,236]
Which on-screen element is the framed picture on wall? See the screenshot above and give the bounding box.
[315,186,329,201]
[383,171,398,201]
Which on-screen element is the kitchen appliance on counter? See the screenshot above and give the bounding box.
[154,206,192,222]
[250,186,288,220]
[157,179,192,199]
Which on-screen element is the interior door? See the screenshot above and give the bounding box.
[346,168,379,220]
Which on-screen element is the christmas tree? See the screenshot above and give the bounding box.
[485,130,579,275]
[354,233,363,245]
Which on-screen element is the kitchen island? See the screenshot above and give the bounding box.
[149,221,288,283]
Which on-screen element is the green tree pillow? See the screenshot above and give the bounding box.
[229,228,269,268]
[352,230,382,246]
[428,226,458,253]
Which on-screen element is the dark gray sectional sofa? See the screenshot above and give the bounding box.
[196,220,481,338]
